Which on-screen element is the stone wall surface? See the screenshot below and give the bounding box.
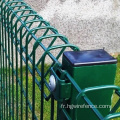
[24,0,120,53]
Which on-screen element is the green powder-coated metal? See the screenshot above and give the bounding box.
[0,0,120,120]
[62,53,117,120]
[0,0,79,119]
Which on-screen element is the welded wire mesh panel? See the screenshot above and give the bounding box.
[0,0,79,120]
[1,1,120,120]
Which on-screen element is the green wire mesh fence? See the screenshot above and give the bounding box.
[0,0,79,119]
[1,0,120,120]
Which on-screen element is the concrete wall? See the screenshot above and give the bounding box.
[24,0,120,53]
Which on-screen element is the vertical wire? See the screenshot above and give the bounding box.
[15,22,19,120]
[2,4,5,120]
[4,6,8,120]
[7,8,12,120]
[32,49,36,120]
[11,13,14,120]
[20,27,23,120]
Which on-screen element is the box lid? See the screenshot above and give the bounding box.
[63,49,117,67]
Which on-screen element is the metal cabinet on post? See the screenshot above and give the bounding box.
[62,49,117,120]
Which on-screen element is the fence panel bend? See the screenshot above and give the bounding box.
[0,0,79,120]
[1,0,120,120]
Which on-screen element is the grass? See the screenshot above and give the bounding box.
[21,55,120,120]
[13,64,57,120]
[111,55,120,120]
[2,55,120,119]
[15,55,120,119]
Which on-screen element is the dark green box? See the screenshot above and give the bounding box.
[62,49,117,120]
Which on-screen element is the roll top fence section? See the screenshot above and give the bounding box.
[1,0,120,120]
[0,0,79,119]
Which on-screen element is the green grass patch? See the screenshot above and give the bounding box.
[4,55,120,119]
[13,64,57,120]
[111,55,120,120]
